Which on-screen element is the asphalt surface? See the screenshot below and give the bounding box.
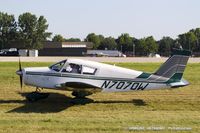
[0,56,199,63]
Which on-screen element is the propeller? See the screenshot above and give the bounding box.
[16,57,23,90]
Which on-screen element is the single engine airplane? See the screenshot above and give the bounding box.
[16,49,191,101]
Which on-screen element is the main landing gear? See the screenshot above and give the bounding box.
[26,87,49,102]
[72,91,92,99]
[71,91,93,104]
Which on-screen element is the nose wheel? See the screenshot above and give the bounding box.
[26,87,49,102]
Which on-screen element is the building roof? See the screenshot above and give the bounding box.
[5,41,93,49]
[87,50,122,57]
[44,41,93,49]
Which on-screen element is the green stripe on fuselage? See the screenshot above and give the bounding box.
[137,72,151,79]
[166,73,183,83]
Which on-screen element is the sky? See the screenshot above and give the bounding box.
[0,0,200,40]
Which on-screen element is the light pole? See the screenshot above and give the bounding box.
[188,39,190,51]
[133,42,135,57]
[0,32,2,49]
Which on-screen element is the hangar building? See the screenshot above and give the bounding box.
[39,42,93,56]
[5,41,93,56]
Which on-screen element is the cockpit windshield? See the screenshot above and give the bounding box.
[49,60,66,72]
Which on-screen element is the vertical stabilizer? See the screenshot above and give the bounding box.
[154,49,191,83]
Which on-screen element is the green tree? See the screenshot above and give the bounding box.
[52,34,65,42]
[18,12,51,49]
[85,33,104,49]
[36,16,51,42]
[135,38,147,56]
[145,36,158,55]
[135,36,158,56]
[65,38,81,42]
[158,37,174,56]
[0,12,17,49]
[190,28,200,39]
[116,33,134,53]
[190,28,200,52]
[178,32,197,51]
[98,35,105,44]
[98,37,117,50]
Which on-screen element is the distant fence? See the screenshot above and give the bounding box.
[193,52,200,57]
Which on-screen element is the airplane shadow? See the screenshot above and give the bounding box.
[94,99,147,106]
[0,92,147,113]
[5,92,93,113]
[132,99,147,106]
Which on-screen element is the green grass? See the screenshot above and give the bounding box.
[0,62,199,133]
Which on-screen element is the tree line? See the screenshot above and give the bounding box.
[0,12,51,50]
[1,12,200,56]
[65,30,199,56]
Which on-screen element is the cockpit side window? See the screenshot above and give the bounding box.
[50,60,66,72]
[82,66,96,75]
[62,63,82,74]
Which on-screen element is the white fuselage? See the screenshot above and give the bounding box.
[22,59,170,93]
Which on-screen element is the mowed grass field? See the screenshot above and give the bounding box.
[0,62,199,133]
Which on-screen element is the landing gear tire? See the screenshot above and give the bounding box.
[71,91,93,104]
[72,91,92,99]
[26,92,49,102]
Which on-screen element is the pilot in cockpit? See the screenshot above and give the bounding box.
[64,64,81,74]
[65,65,72,72]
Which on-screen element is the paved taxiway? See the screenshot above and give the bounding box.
[0,57,199,63]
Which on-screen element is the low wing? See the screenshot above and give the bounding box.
[55,82,102,93]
